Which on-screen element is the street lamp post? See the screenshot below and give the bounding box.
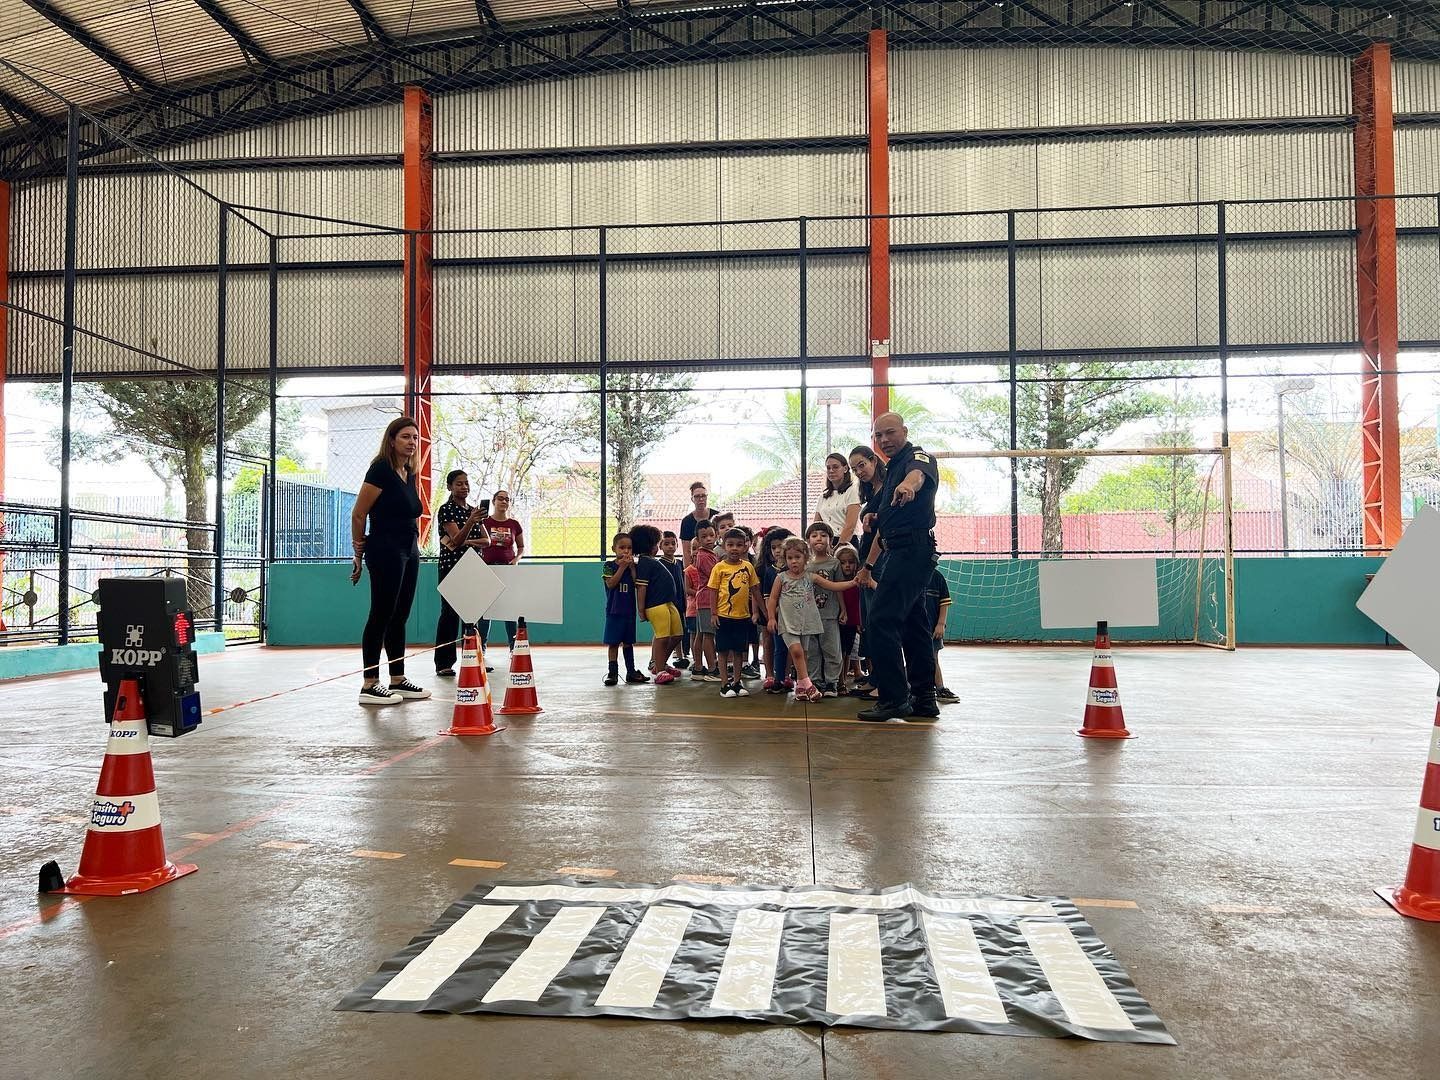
[816,391,842,455]
[1276,377,1316,555]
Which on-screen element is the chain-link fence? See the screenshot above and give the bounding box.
[7,21,1440,647]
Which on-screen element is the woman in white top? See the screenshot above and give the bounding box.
[813,452,862,545]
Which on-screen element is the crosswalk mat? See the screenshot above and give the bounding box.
[337,879,1174,1044]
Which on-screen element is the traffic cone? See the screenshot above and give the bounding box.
[1376,687,1440,920]
[1077,621,1134,739]
[441,630,503,737]
[55,679,197,895]
[498,617,544,715]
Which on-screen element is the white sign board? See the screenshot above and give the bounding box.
[1038,558,1160,630]
[436,549,507,624]
[1357,506,1440,674]
[483,564,565,624]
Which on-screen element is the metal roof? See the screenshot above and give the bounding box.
[0,0,1435,177]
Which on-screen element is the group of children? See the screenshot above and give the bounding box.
[601,515,958,704]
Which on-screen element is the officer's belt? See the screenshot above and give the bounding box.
[879,529,934,550]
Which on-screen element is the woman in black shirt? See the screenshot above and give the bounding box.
[848,444,887,698]
[350,416,430,706]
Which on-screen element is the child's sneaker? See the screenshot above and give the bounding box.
[625,670,650,684]
[654,670,676,685]
[741,662,760,679]
[675,656,691,669]
[762,677,777,694]
[358,684,399,706]
[721,684,738,698]
[822,684,839,698]
[936,687,961,704]
[388,678,430,700]
[735,684,750,697]
[604,670,619,686]
[703,672,724,683]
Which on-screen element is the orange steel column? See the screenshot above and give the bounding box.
[0,181,8,634]
[403,86,435,544]
[1353,43,1403,552]
[867,29,891,424]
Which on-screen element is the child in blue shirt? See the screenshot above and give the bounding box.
[602,532,648,686]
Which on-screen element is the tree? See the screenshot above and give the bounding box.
[1061,430,1215,556]
[960,361,1192,554]
[575,372,696,529]
[54,378,275,613]
[730,390,867,498]
[430,375,594,515]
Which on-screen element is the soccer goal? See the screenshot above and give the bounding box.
[929,446,1235,649]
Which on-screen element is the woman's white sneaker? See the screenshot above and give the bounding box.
[387,678,431,700]
[359,684,400,706]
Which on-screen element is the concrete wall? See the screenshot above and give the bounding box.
[264,557,1391,649]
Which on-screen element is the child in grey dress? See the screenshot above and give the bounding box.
[765,537,857,702]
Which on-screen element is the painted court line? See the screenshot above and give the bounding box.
[352,849,406,860]
[555,866,618,878]
[674,874,737,885]
[1351,906,1393,918]
[261,840,312,852]
[181,832,215,841]
[451,858,508,869]
[1071,898,1140,910]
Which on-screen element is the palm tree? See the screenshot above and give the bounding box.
[732,390,867,496]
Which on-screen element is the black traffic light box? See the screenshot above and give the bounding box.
[96,577,203,738]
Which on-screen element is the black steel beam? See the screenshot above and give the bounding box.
[20,0,160,94]
[193,0,274,66]
[4,0,1439,178]
[346,0,392,45]
[475,0,504,33]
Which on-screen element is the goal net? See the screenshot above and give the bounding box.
[929,447,1234,649]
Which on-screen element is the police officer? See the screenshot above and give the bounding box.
[854,412,941,722]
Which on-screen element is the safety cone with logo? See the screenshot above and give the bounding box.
[441,629,503,737]
[54,678,197,895]
[1077,621,1134,739]
[1376,686,1440,920]
[498,617,544,715]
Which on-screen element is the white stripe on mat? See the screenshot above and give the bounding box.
[921,913,1008,1024]
[710,907,785,1013]
[825,912,888,1017]
[1020,920,1135,1031]
[485,883,1053,917]
[373,904,518,1002]
[482,906,605,1004]
[594,905,694,1008]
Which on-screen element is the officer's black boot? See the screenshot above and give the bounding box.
[857,698,912,722]
[906,695,940,721]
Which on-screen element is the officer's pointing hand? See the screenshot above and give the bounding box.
[891,484,914,506]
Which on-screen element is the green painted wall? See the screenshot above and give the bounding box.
[265,557,1392,649]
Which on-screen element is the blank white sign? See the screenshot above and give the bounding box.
[1038,558,1160,629]
[483,564,565,624]
[436,549,507,624]
[1357,505,1440,674]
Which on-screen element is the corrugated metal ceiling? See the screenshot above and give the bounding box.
[0,0,619,126]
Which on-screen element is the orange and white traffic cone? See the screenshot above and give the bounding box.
[441,629,503,737]
[1077,621,1133,739]
[1377,687,1440,920]
[498,617,543,716]
[55,678,197,895]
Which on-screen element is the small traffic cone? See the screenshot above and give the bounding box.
[441,630,503,737]
[1376,687,1440,920]
[1077,621,1133,739]
[498,617,544,715]
[54,679,197,895]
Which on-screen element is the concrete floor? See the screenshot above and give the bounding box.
[3,643,1439,1079]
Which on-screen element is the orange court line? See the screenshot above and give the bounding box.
[1351,906,1393,917]
[674,874,737,885]
[556,866,617,878]
[450,858,507,869]
[352,849,406,860]
[261,840,312,852]
[1072,898,1140,910]
[180,832,214,841]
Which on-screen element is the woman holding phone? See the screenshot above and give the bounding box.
[350,416,431,706]
[433,469,491,678]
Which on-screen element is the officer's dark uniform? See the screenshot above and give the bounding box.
[862,442,940,719]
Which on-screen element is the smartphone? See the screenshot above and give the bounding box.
[476,498,490,517]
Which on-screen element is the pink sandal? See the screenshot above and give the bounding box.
[653,670,676,685]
